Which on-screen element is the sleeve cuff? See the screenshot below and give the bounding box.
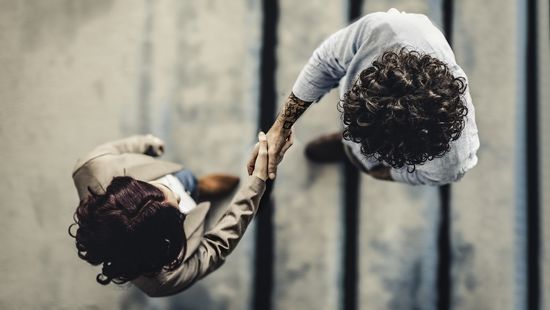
[292,80,325,103]
[291,61,334,103]
[248,175,266,196]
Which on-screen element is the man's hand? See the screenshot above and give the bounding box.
[250,132,269,181]
[247,93,310,179]
[247,125,293,179]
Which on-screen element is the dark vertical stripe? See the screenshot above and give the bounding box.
[344,3,362,310]
[442,0,454,44]
[526,0,541,308]
[438,1,454,310]
[253,183,275,310]
[437,184,451,310]
[252,0,278,309]
[347,0,363,21]
[343,160,360,310]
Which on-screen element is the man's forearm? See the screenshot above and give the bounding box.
[274,93,312,131]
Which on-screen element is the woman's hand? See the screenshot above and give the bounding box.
[249,131,293,181]
[143,134,165,157]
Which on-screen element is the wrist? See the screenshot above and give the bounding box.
[273,117,293,133]
[253,172,268,182]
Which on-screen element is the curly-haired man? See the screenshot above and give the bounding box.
[248,8,479,185]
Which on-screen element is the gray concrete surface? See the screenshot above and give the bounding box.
[451,0,520,308]
[0,0,547,309]
[272,1,344,309]
[0,1,144,309]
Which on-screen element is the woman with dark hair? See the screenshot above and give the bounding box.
[70,132,291,296]
[247,8,479,186]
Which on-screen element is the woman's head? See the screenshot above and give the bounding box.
[340,48,468,170]
[69,176,186,285]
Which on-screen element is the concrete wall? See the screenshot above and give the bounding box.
[0,0,547,309]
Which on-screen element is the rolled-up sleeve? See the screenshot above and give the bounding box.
[292,15,372,102]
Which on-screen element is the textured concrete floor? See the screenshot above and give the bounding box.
[0,1,261,309]
[0,0,548,309]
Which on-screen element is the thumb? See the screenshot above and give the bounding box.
[253,132,269,180]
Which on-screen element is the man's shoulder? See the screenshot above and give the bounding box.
[362,9,430,26]
[364,10,444,45]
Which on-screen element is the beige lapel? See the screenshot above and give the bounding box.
[183,201,211,261]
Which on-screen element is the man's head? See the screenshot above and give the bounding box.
[340,48,468,170]
[69,176,186,285]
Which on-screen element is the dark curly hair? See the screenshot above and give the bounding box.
[340,48,468,170]
[69,176,186,285]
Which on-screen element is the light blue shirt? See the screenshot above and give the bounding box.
[292,8,479,185]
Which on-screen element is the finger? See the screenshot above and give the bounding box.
[281,130,294,153]
[254,132,269,180]
[281,140,293,154]
[267,133,279,179]
[247,143,260,175]
[267,158,277,180]
[257,132,268,157]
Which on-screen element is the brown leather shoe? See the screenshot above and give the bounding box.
[197,174,240,201]
[304,131,346,163]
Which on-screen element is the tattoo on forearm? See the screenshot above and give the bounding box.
[278,93,312,130]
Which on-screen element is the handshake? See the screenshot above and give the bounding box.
[143,128,294,182]
[246,129,294,181]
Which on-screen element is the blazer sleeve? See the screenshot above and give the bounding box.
[88,135,162,159]
[291,15,372,102]
[72,135,172,199]
[136,175,266,297]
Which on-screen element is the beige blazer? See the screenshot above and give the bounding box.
[72,135,266,297]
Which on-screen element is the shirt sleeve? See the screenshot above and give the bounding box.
[291,15,372,102]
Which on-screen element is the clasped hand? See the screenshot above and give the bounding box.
[248,130,294,181]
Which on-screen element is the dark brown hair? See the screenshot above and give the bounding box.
[69,176,186,285]
[340,48,468,170]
